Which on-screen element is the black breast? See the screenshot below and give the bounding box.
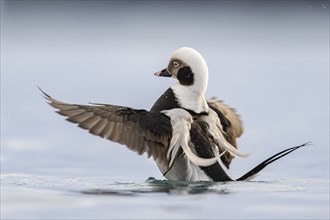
[150,88,180,112]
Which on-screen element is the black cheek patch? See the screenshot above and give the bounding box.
[177,66,194,86]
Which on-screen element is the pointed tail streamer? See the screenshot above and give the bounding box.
[236,142,311,181]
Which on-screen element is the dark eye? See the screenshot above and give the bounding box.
[173,61,179,68]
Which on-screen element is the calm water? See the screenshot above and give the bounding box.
[1,173,329,219]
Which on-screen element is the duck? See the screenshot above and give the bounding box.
[40,47,308,182]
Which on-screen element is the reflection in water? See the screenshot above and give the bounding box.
[80,177,230,196]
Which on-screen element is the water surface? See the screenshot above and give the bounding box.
[1,173,329,219]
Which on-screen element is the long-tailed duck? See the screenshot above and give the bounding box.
[40,47,308,181]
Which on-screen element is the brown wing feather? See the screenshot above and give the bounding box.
[207,98,243,168]
[207,98,243,144]
[41,90,172,167]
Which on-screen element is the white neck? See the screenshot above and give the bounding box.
[171,83,209,114]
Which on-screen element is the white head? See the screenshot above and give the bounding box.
[155,47,209,113]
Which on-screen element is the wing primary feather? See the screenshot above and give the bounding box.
[79,116,102,130]
[67,112,94,124]
[57,108,86,117]
[89,119,108,135]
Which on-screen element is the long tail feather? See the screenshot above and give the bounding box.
[236,142,311,181]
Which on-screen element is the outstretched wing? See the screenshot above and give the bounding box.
[207,98,244,167]
[41,90,172,167]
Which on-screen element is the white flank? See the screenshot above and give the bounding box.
[180,141,218,167]
[162,109,219,167]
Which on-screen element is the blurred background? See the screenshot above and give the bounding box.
[1,0,329,180]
